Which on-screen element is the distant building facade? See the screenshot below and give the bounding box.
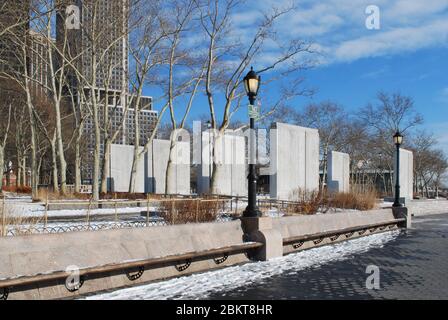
[0,0,29,88]
[56,0,129,92]
[55,1,158,183]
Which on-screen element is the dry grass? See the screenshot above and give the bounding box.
[35,189,167,202]
[100,193,156,200]
[36,188,92,202]
[159,199,222,224]
[0,200,43,237]
[286,189,324,215]
[2,185,32,194]
[284,187,378,215]
[328,190,378,211]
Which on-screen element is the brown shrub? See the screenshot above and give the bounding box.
[159,199,222,224]
[286,189,324,215]
[100,193,153,200]
[328,190,378,211]
[35,188,92,202]
[2,185,32,194]
[0,202,43,237]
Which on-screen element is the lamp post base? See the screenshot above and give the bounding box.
[241,216,283,261]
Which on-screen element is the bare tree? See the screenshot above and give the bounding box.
[195,0,315,193]
[0,4,42,199]
[127,0,172,193]
[52,0,135,200]
[361,92,423,135]
[360,92,423,193]
[0,92,12,196]
[432,151,448,198]
[160,0,206,194]
[293,102,351,190]
[410,130,448,198]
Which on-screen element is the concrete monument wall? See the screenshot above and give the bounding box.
[327,151,350,193]
[110,144,146,193]
[110,140,190,195]
[395,148,414,200]
[270,122,320,200]
[197,131,247,196]
[149,139,190,195]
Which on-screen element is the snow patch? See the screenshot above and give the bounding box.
[85,231,399,300]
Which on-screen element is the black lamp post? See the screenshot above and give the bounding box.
[243,67,262,218]
[393,131,404,207]
[206,121,212,189]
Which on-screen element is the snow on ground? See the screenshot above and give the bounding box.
[85,230,400,300]
[6,203,155,218]
[380,201,394,208]
[3,193,158,218]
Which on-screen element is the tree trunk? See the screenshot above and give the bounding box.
[54,100,67,195]
[75,140,82,194]
[0,146,4,196]
[129,104,141,194]
[37,154,44,187]
[17,158,22,188]
[21,157,26,187]
[100,140,111,194]
[129,149,140,194]
[51,135,59,194]
[165,139,177,195]
[26,103,38,199]
[210,132,226,195]
[92,101,101,201]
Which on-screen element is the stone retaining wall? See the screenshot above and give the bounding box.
[0,221,248,300]
[0,208,405,300]
[407,199,448,216]
[273,209,399,254]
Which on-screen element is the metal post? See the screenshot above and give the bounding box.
[393,143,402,207]
[87,197,92,227]
[209,129,212,192]
[196,199,199,223]
[146,194,150,226]
[243,97,261,218]
[1,197,5,237]
[109,146,112,193]
[44,193,49,228]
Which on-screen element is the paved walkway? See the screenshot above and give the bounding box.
[207,213,448,300]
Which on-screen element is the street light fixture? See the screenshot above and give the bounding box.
[393,131,404,207]
[244,67,261,105]
[243,67,262,218]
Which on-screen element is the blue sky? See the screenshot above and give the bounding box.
[152,0,448,154]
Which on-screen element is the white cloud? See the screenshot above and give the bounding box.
[332,18,448,62]
[387,0,448,20]
[232,0,448,65]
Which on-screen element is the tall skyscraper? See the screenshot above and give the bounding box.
[56,1,157,183]
[0,0,29,83]
[28,30,54,96]
[56,0,129,92]
[1,1,53,92]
